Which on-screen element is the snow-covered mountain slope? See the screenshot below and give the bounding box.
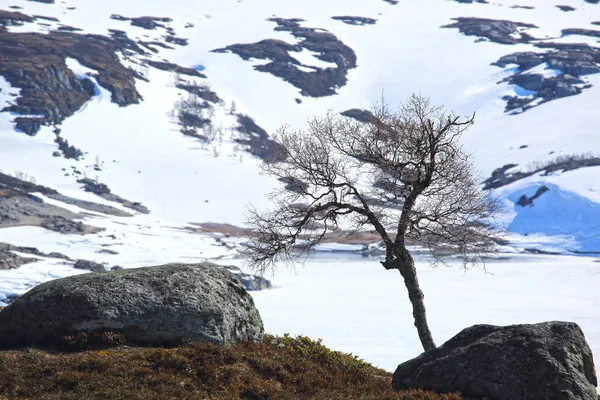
[1,0,600,302]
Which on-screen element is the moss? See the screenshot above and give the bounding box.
[0,333,464,400]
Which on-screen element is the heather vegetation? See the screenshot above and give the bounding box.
[0,326,463,400]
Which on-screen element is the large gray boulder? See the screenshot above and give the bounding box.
[393,322,598,400]
[0,263,264,348]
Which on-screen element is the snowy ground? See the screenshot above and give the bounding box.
[242,253,600,379]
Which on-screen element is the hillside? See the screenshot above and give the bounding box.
[0,330,462,400]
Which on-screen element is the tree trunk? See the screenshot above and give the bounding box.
[395,249,436,352]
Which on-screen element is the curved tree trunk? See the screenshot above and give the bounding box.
[395,249,436,352]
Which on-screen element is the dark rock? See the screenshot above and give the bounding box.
[278,176,308,193]
[442,17,538,45]
[14,117,42,136]
[110,15,173,31]
[340,108,376,123]
[145,60,206,78]
[177,83,221,103]
[0,263,264,348]
[222,265,272,291]
[33,15,59,22]
[41,217,95,234]
[26,0,54,3]
[448,0,488,3]
[382,0,398,4]
[57,25,82,32]
[78,178,111,195]
[165,35,188,46]
[392,322,598,400]
[76,178,149,214]
[98,249,119,255]
[55,135,84,160]
[555,81,579,98]
[74,259,106,273]
[52,151,60,157]
[213,18,357,98]
[331,16,377,26]
[556,5,576,11]
[510,73,544,91]
[0,171,57,195]
[516,185,550,207]
[234,114,285,162]
[110,265,123,271]
[0,30,141,134]
[0,9,34,27]
[563,28,600,38]
[484,157,600,189]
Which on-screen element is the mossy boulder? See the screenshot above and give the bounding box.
[0,263,263,348]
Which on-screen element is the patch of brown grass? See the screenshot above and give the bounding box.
[0,333,464,400]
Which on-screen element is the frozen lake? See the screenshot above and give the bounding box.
[238,253,600,378]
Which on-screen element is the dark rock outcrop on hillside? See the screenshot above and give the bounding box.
[77,178,149,214]
[449,0,488,3]
[234,114,285,162]
[223,265,272,291]
[74,259,106,273]
[331,16,377,26]
[340,108,376,123]
[0,242,71,271]
[110,14,172,31]
[442,17,538,45]
[557,5,576,11]
[0,27,141,135]
[213,18,357,97]
[444,16,600,113]
[483,156,600,189]
[0,172,130,232]
[145,60,206,78]
[393,322,598,400]
[0,263,264,348]
[0,9,34,27]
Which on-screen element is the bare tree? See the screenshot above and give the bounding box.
[244,94,502,352]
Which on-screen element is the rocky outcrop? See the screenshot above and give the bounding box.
[331,16,377,26]
[0,171,131,232]
[444,17,600,113]
[234,114,285,162]
[222,265,272,291]
[0,242,71,270]
[0,263,264,349]
[213,18,357,97]
[77,178,149,214]
[0,27,141,135]
[442,17,538,45]
[392,322,598,400]
[483,156,600,189]
[73,259,106,273]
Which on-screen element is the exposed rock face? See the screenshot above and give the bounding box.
[0,242,71,271]
[331,16,377,26]
[0,263,264,348]
[392,322,598,400]
[77,178,149,214]
[0,28,141,135]
[73,259,106,273]
[213,18,357,97]
[442,17,538,45]
[234,114,285,161]
[222,265,272,291]
[483,157,600,189]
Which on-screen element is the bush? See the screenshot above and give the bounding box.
[0,333,464,400]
